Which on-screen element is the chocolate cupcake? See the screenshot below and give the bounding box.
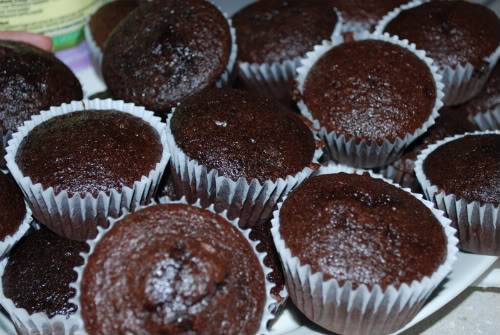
[85,0,140,70]
[233,0,342,107]
[416,131,500,255]
[379,105,478,191]
[468,62,500,130]
[167,88,321,229]
[0,226,88,334]
[332,0,409,33]
[271,165,457,335]
[296,33,443,168]
[5,99,170,241]
[0,40,82,153]
[0,172,31,258]
[102,0,236,117]
[73,203,274,335]
[377,0,500,105]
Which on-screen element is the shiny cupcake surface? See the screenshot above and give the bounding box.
[233,0,338,64]
[171,88,316,182]
[3,227,88,318]
[103,0,232,114]
[80,204,266,335]
[279,173,447,289]
[0,40,82,135]
[303,40,436,143]
[15,110,162,196]
[384,0,500,69]
[423,134,500,205]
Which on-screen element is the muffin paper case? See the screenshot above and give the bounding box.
[4,99,170,241]
[237,11,343,103]
[165,111,323,230]
[296,31,444,169]
[0,258,80,335]
[85,8,238,87]
[270,164,458,335]
[472,104,500,131]
[376,163,421,193]
[69,199,277,335]
[415,130,500,255]
[374,0,500,106]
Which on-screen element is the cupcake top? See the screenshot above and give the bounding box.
[464,62,500,117]
[383,0,500,69]
[0,41,82,135]
[89,0,139,49]
[423,134,500,205]
[302,39,436,143]
[332,0,408,32]
[171,88,316,182]
[103,0,232,115]
[0,173,26,241]
[233,0,338,64]
[15,110,162,196]
[279,173,447,289]
[81,204,266,335]
[2,227,88,318]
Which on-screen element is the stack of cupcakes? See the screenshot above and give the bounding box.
[0,0,498,335]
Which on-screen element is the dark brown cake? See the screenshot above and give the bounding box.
[233,0,338,64]
[103,0,232,115]
[89,0,139,49]
[15,110,162,196]
[0,173,26,240]
[385,105,478,190]
[332,0,408,32]
[423,134,500,205]
[81,204,266,335]
[0,40,82,136]
[464,62,500,117]
[302,39,436,143]
[171,88,316,182]
[2,227,88,317]
[383,0,500,69]
[280,173,447,289]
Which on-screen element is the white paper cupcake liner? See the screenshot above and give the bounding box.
[0,257,80,335]
[4,99,170,241]
[415,130,500,255]
[0,199,32,260]
[296,31,444,169]
[237,11,343,103]
[270,164,458,335]
[472,104,500,131]
[165,111,322,230]
[376,162,420,192]
[374,0,500,106]
[85,5,237,88]
[69,199,276,335]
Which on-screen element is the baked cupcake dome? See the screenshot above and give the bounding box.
[332,0,409,32]
[0,40,82,141]
[15,110,162,196]
[233,0,339,64]
[0,173,27,242]
[170,88,317,182]
[297,33,442,168]
[0,226,88,334]
[416,132,500,255]
[378,0,500,105]
[88,0,139,50]
[5,99,170,241]
[382,0,500,70]
[76,204,269,335]
[272,166,457,335]
[102,0,233,116]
